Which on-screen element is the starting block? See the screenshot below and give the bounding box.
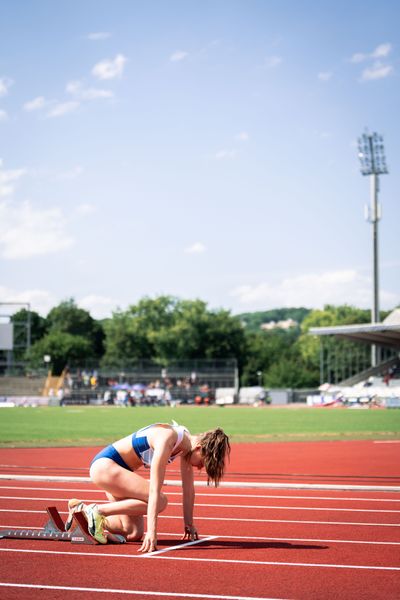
[0,506,126,545]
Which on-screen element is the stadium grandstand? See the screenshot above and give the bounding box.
[308,308,400,407]
[0,359,240,407]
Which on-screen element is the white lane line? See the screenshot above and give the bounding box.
[0,548,399,571]
[374,441,400,443]
[146,536,218,556]
[1,486,400,503]
[1,495,399,514]
[1,508,399,526]
[161,515,400,527]
[0,583,287,600]
[193,504,400,514]
[0,509,44,514]
[192,534,400,546]
[0,475,399,492]
[2,525,399,546]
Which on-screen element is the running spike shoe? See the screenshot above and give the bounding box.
[86,503,108,544]
[65,499,87,531]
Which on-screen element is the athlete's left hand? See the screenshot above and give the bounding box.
[182,524,198,541]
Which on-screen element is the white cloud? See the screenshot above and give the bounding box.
[371,43,392,59]
[0,77,13,97]
[215,149,236,160]
[47,101,80,118]
[170,51,188,62]
[350,52,367,64]
[23,96,47,111]
[230,269,398,310]
[184,242,206,254]
[315,130,332,140]
[0,199,74,259]
[92,54,127,80]
[79,295,118,319]
[350,43,392,64]
[0,286,57,316]
[75,203,96,216]
[350,43,393,82]
[0,109,8,122]
[87,32,111,41]
[264,56,283,69]
[361,62,393,81]
[318,71,332,82]
[56,166,84,180]
[235,132,249,142]
[0,160,27,197]
[350,42,392,64]
[81,87,114,100]
[350,42,394,81]
[66,80,113,100]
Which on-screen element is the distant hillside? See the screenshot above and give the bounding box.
[237,307,311,333]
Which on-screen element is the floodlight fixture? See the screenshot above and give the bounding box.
[358,131,388,176]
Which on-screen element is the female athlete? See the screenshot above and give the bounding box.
[66,422,230,553]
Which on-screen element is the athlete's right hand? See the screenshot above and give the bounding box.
[138,532,157,553]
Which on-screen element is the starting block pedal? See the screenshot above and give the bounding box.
[0,506,126,545]
[69,510,99,545]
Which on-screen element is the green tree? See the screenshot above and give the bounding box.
[263,347,319,388]
[152,300,246,363]
[241,329,299,386]
[102,296,176,367]
[46,299,104,359]
[102,296,247,368]
[27,331,92,374]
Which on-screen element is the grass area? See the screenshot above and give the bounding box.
[0,405,399,447]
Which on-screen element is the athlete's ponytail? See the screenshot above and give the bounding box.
[199,428,230,487]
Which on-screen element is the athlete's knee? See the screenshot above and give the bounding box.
[89,461,109,488]
[89,464,101,485]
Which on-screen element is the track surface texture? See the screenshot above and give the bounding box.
[0,440,399,599]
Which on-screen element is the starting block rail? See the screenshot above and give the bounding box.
[0,506,126,545]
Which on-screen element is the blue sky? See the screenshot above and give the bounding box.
[0,0,399,319]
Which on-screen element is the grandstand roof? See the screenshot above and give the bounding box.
[309,310,400,350]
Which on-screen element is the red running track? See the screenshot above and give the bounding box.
[0,440,399,599]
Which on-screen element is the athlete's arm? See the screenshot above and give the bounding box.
[180,454,198,541]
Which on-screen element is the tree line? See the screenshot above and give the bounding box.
[10,297,389,388]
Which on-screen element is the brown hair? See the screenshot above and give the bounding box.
[198,428,231,487]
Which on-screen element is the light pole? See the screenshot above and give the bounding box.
[357,131,388,366]
[43,354,51,372]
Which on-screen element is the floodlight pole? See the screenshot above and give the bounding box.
[370,172,379,327]
[358,131,388,367]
